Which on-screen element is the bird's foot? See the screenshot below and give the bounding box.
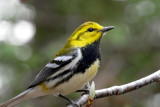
[76,89,90,95]
[58,93,80,107]
[68,100,80,107]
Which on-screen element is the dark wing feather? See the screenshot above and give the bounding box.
[27,54,77,89]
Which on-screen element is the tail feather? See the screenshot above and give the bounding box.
[0,88,32,107]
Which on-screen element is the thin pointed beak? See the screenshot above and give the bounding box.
[101,26,114,33]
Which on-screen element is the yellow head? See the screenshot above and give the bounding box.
[66,21,114,48]
[56,21,114,56]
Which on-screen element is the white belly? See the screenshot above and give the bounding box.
[53,59,100,95]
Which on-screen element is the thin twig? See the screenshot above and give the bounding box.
[67,70,160,107]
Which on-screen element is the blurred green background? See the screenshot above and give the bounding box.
[0,0,160,107]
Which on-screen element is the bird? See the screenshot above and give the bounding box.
[0,21,114,107]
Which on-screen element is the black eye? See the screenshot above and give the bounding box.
[88,28,94,32]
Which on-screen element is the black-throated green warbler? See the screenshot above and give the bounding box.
[0,21,114,107]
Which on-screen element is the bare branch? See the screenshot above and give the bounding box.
[67,70,160,107]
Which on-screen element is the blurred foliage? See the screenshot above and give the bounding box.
[0,0,160,107]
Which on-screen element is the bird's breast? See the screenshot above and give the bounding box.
[53,59,100,95]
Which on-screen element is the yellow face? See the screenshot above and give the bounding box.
[55,21,114,56]
[67,21,104,47]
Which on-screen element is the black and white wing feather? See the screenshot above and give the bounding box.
[27,49,80,89]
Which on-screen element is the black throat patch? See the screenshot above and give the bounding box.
[76,40,101,73]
